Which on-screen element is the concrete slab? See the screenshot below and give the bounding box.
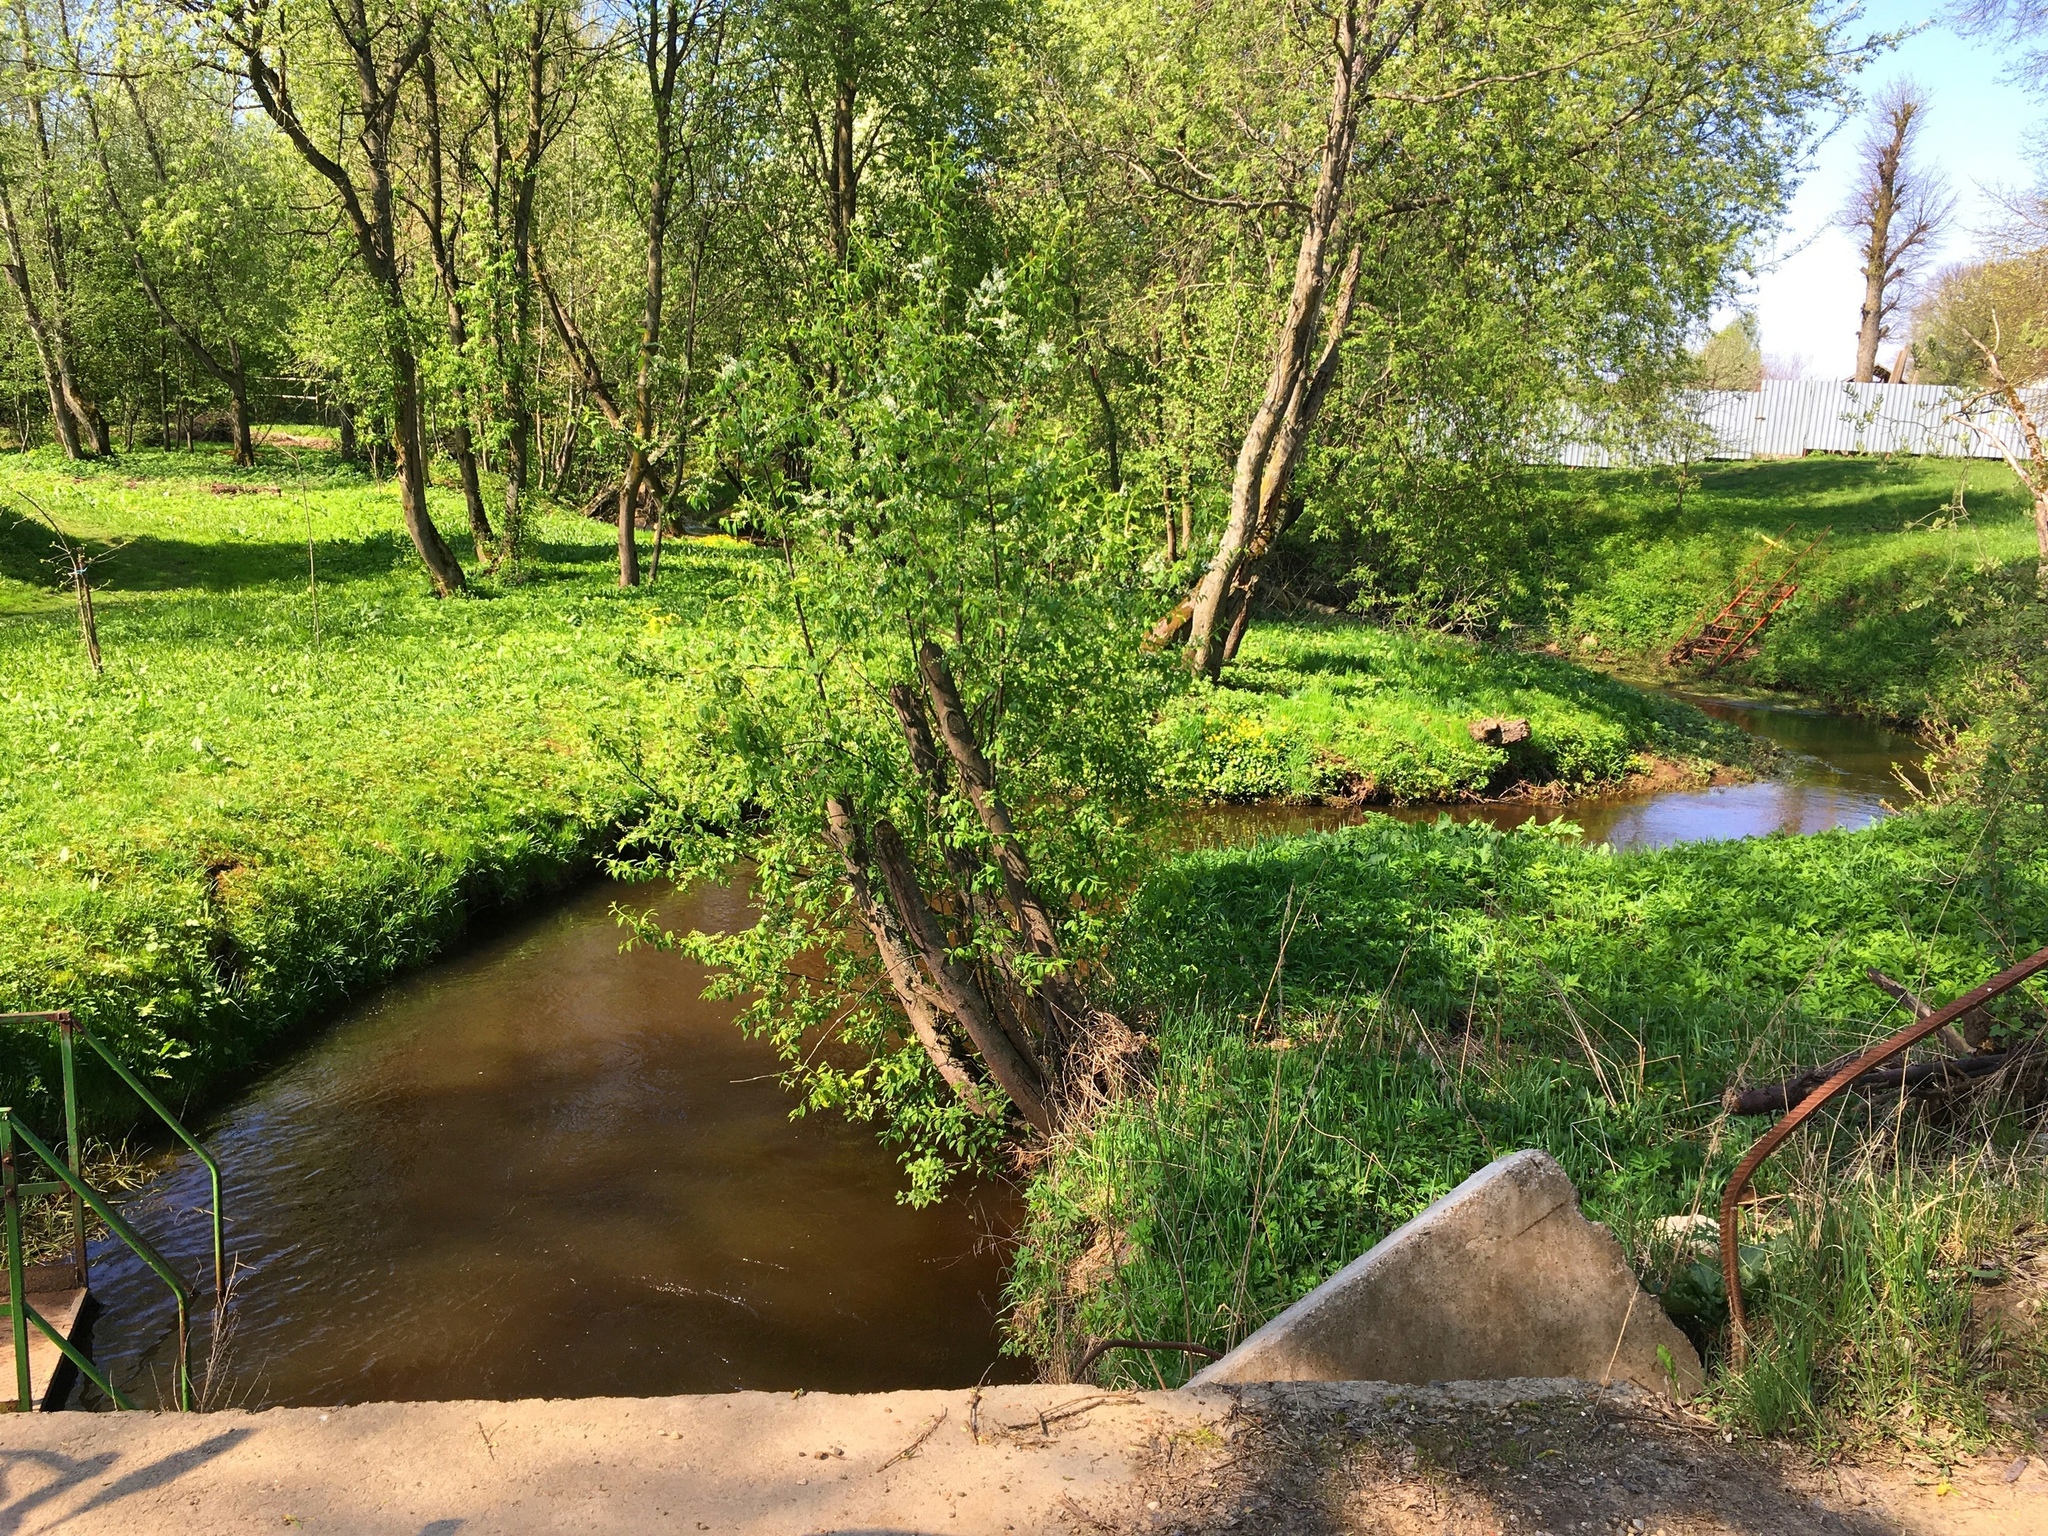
[1190,1148,1704,1398]
[0,1285,88,1412]
[0,1379,2022,1534]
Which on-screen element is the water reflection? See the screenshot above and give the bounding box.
[76,878,1022,1409]
[1175,690,1924,854]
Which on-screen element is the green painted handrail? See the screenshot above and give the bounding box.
[0,1111,192,1411]
[60,1018,224,1302]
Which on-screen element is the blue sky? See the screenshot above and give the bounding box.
[1725,1,2042,376]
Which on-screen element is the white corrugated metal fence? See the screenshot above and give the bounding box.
[1541,381,2048,467]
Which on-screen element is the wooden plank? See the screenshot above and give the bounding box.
[0,1288,91,1411]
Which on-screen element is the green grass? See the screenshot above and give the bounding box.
[1154,617,1757,802]
[1014,808,2048,1449]
[1532,457,2038,720]
[0,444,761,1125]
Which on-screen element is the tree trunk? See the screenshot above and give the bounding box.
[452,417,494,562]
[392,351,467,595]
[824,798,992,1118]
[0,169,87,459]
[829,55,857,260]
[1221,570,1260,664]
[616,448,645,587]
[1854,242,1888,383]
[1181,13,1375,678]
[868,819,1052,1133]
[227,350,255,466]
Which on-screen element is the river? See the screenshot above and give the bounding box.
[68,690,1922,1409]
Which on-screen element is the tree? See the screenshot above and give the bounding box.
[75,16,292,466]
[1841,80,1952,384]
[1692,314,1764,391]
[451,0,580,563]
[1056,0,1842,675]
[217,0,468,594]
[763,0,1010,264]
[534,0,734,587]
[0,0,110,458]
[627,208,1160,1195]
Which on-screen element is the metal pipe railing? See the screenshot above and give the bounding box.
[0,1110,192,1411]
[1719,943,2048,1363]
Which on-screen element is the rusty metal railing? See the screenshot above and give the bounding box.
[1718,943,2048,1364]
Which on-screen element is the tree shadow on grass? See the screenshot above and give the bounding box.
[0,505,409,594]
[0,506,626,599]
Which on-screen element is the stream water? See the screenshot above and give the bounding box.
[70,689,1924,1410]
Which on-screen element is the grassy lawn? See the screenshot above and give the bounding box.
[0,445,1774,1129]
[1016,807,2048,1448]
[1534,456,2037,719]
[1155,617,1756,803]
[0,445,757,1124]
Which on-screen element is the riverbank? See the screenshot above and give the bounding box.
[1533,457,2038,721]
[0,444,1756,1130]
[1154,617,1761,804]
[0,446,752,1124]
[1018,805,2048,1451]
[3,1378,2037,1534]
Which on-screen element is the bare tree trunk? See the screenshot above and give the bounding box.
[227,348,255,466]
[829,56,856,260]
[392,351,468,594]
[0,167,88,459]
[824,798,992,1118]
[1221,570,1260,664]
[616,448,645,587]
[1180,7,1380,679]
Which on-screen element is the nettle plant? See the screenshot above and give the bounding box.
[622,213,1172,1201]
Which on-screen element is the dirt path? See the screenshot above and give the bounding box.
[0,1380,2038,1534]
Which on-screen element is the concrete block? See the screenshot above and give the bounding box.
[1189,1149,1703,1399]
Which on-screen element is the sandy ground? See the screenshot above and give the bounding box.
[0,1380,2040,1535]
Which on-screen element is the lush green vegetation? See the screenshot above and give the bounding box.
[1154,617,1757,803]
[0,445,754,1121]
[1534,456,2037,720]
[1015,808,2048,1449]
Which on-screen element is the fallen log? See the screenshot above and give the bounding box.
[1722,1051,2012,1117]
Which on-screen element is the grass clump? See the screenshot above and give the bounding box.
[0,445,761,1125]
[1539,457,2037,720]
[1014,808,2048,1449]
[1153,617,1756,803]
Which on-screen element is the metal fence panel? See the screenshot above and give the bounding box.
[1534,381,2048,465]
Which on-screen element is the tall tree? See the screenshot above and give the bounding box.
[535,0,738,586]
[76,17,289,466]
[0,0,109,458]
[414,40,495,559]
[1842,80,1951,384]
[456,0,578,562]
[1045,0,1842,676]
[766,0,1010,263]
[219,0,468,594]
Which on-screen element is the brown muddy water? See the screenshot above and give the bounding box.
[72,878,1027,1409]
[71,690,1921,1410]
[1173,691,1924,852]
